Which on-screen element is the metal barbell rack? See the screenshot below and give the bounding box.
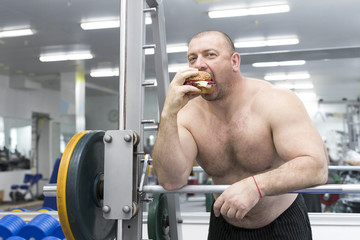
[43,183,360,197]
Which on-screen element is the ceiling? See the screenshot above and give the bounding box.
[0,0,359,101]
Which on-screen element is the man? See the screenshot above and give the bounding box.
[152,30,328,239]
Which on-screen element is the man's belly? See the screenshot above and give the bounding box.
[219,194,298,229]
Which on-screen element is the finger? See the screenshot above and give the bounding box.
[213,197,224,217]
[220,203,230,216]
[173,68,198,85]
[235,209,246,219]
[226,208,237,219]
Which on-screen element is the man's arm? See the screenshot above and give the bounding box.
[152,68,200,190]
[255,88,328,196]
[214,88,328,219]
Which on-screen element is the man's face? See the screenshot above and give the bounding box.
[187,33,235,100]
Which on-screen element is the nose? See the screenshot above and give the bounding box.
[192,56,207,71]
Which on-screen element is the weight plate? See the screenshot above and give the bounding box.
[57,131,88,240]
[148,193,170,240]
[57,130,116,240]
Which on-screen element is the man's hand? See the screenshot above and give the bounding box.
[162,68,201,116]
[213,177,261,219]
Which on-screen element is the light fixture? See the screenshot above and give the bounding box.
[0,28,34,38]
[166,44,188,54]
[90,68,119,77]
[264,72,310,81]
[168,63,188,73]
[252,60,305,67]
[274,82,314,90]
[208,4,290,19]
[80,20,120,30]
[235,37,299,48]
[145,44,188,55]
[39,51,93,62]
[81,15,152,30]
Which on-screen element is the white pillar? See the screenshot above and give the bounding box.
[60,71,86,133]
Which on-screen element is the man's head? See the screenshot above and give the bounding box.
[190,30,235,55]
[187,30,241,100]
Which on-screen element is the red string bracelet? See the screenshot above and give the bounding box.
[252,176,262,198]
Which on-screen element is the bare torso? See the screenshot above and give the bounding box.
[180,78,297,228]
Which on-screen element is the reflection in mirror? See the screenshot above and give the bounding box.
[0,117,31,171]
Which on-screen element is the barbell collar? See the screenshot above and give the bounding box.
[43,184,57,197]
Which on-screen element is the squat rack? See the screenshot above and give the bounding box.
[43,0,360,239]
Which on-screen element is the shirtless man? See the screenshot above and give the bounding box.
[152,30,328,239]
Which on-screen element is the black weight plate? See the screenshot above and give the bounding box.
[66,130,116,240]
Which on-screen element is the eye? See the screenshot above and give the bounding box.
[208,52,216,57]
[188,56,197,63]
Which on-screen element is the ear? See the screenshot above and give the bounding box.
[231,52,241,72]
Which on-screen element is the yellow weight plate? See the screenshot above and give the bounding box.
[57,131,88,240]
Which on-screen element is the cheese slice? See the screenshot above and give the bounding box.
[197,81,211,89]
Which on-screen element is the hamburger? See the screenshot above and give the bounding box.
[184,71,215,94]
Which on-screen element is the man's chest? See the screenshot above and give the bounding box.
[191,115,277,178]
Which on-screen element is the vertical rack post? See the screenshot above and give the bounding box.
[147,0,183,239]
[103,0,145,239]
[118,0,145,238]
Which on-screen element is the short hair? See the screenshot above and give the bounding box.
[190,30,235,54]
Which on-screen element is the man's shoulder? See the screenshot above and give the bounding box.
[250,80,302,113]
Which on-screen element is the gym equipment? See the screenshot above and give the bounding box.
[6,237,26,240]
[0,214,26,239]
[10,208,29,212]
[148,193,170,240]
[0,212,64,239]
[57,130,116,240]
[18,213,60,239]
[42,237,61,240]
[43,157,61,210]
[51,225,65,239]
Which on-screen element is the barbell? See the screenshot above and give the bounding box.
[47,130,360,240]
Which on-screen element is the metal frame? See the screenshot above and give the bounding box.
[103,0,146,239]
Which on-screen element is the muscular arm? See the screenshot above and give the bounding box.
[152,68,200,190]
[255,89,328,196]
[152,114,197,190]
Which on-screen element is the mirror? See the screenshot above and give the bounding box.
[0,117,31,171]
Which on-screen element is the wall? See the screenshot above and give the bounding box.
[85,95,118,131]
[0,75,60,121]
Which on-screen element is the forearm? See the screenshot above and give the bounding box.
[254,155,328,197]
[152,114,193,190]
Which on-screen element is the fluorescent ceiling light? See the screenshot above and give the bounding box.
[168,63,188,73]
[145,44,188,55]
[81,16,152,30]
[209,4,289,18]
[90,68,119,77]
[39,51,93,62]
[235,37,299,48]
[253,60,306,67]
[166,44,188,54]
[0,28,34,38]
[274,82,314,90]
[264,72,310,81]
[81,20,120,30]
